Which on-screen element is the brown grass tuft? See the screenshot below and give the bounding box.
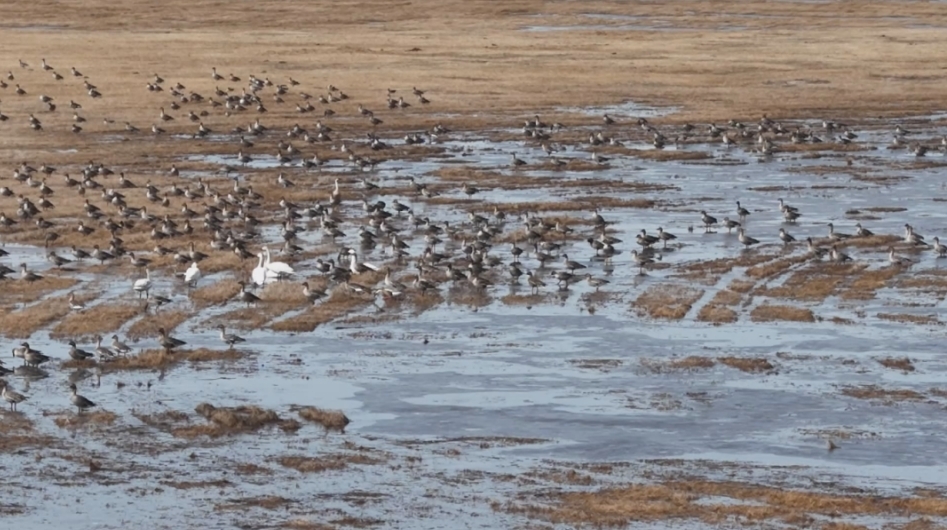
[841,266,902,300]
[276,453,382,473]
[640,356,716,373]
[500,293,548,306]
[877,313,940,325]
[125,309,190,341]
[745,254,809,280]
[841,385,926,403]
[756,272,841,302]
[728,279,756,293]
[718,356,775,373]
[214,496,294,512]
[0,296,73,338]
[190,279,242,308]
[750,304,815,323]
[632,285,704,320]
[52,410,118,429]
[878,357,915,372]
[50,301,144,339]
[2,276,79,305]
[295,406,352,433]
[696,304,738,324]
[172,403,295,439]
[103,348,243,372]
[270,287,372,332]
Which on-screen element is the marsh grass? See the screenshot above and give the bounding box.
[640,356,716,373]
[0,295,74,338]
[696,304,738,324]
[631,285,704,320]
[277,453,381,473]
[750,304,815,323]
[191,279,242,308]
[172,403,298,439]
[103,348,243,372]
[3,275,79,305]
[50,301,144,339]
[294,406,351,433]
[126,309,190,340]
[717,356,775,373]
[878,357,915,372]
[270,288,372,332]
[52,410,118,429]
[841,385,926,403]
[877,313,940,325]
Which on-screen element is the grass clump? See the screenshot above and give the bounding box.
[294,406,351,433]
[750,304,815,323]
[632,285,704,320]
[50,302,144,339]
[717,356,775,373]
[172,403,297,439]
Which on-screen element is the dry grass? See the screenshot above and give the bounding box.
[707,289,742,306]
[841,385,926,403]
[295,406,352,434]
[0,295,73,338]
[502,478,947,527]
[500,294,548,306]
[877,313,941,325]
[103,348,242,372]
[1,276,79,305]
[878,357,915,372]
[50,301,144,339]
[718,356,775,373]
[841,266,903,300]
[276,453,382,473]
[214,496,294,512]
[271,288,373,332]
[696,305,738,324]
[125,309,190,341]
[640,356,716,373]
[190,280,242,308]
[728,279,756,293]
[631,285,704,320]
[0,412,56,452]
[52,410,118,429]
[569,359,622,372]
[745,255,809,280]
[172,403,298,439]
[750,304,815,323]
[757,274,841,302]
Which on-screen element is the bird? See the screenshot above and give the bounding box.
[778,228,796,246]
[585,274,609,291]
[888,247,915,267]
[183,262,201,287]
[133,269,152,298]
[2,383,27,411]
[216,324,246,349]
[69,384,97,414]
[158,327,186,352]
[67,340,94,361]
[738,228,759,249]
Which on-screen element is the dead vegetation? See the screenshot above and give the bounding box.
[270,288,372,332]
[102,348,243,372]
[190,279,242,308]
[214,496,294,512]
[640,356,716,373]
[631,285,704,320]
[841,266,902,300]
[0,412,56,452]
[756,273,841,302]
[750,304,815,323]
[717,356,775,373]
[294,406,352,433]
[50,301,144,339]
[52,410,118,429]
[125,309,190,340]
[877,313,941,325]
[1,275,79,305]
[172,403,299,439]
[877,357,915,372]
[501,478,947,527]
[0,296,73,338]
[568,359,623,372]
[696,304,738,324]
[841,385,926,403]
[276,453,383,473]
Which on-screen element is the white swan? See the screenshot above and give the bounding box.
[262,246,294,280]
[133,269,152,298]
[184,262,201,287]
[251,253,268,287]
[348,250,380,275]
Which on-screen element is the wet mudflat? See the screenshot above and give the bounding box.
[4,1,947,529]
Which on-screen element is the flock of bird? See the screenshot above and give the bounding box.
[1,57,945,416]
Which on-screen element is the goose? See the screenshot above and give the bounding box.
[68,293,86,311]
[637,230,659,248]
[855,223,874,238]
[20,263,42,282]
[262,246,294,279]
[550,270,574,288]
[69,384,97,414]
[904,224,926,246]
[933,237,947,258]
[699,210,718,232]
[561,253,586,273]
[807,237,829,260]
[526,270,546,294]
[133,269,152,299]
[778,228,796,246]
[67,341,94,361]
[735,201,750,223]
[828,223,851,241]
[302,282,326,304]
[888,247,915,267]
[656,227,677,248]
[631,249,659,275]
[585,274,609,291]
[831,245,853,263]
[183,262,201,287]
[738,228,759,249]
[216,324,246,349]
[347,251,379,275]
[157,327,186,352]
[237,281,261,307]
[14,342,50,367]
[2,383,26,411]
[94,335,116,361]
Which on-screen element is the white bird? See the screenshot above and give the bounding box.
[184,262,201,287]
[251,252,280,286]
[133,269,152,298]
[262,246,294,280]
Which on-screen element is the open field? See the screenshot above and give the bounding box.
[4,1,947,528]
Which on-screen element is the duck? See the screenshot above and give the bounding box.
[157,327,186,352]
[806,238,828,259]
[526,271,546,294]
[904,224,926,246]
[830,245,853,263]
[216,324,246,349]
[14,342,50,367]
[721,217,741,234]
[133,269,152,299]
[561,253,587,273]
[631,250,659,275]
[637,230,659,249]
[70,384,97,413]
[183,261,201,287]
[20,263,43,282]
